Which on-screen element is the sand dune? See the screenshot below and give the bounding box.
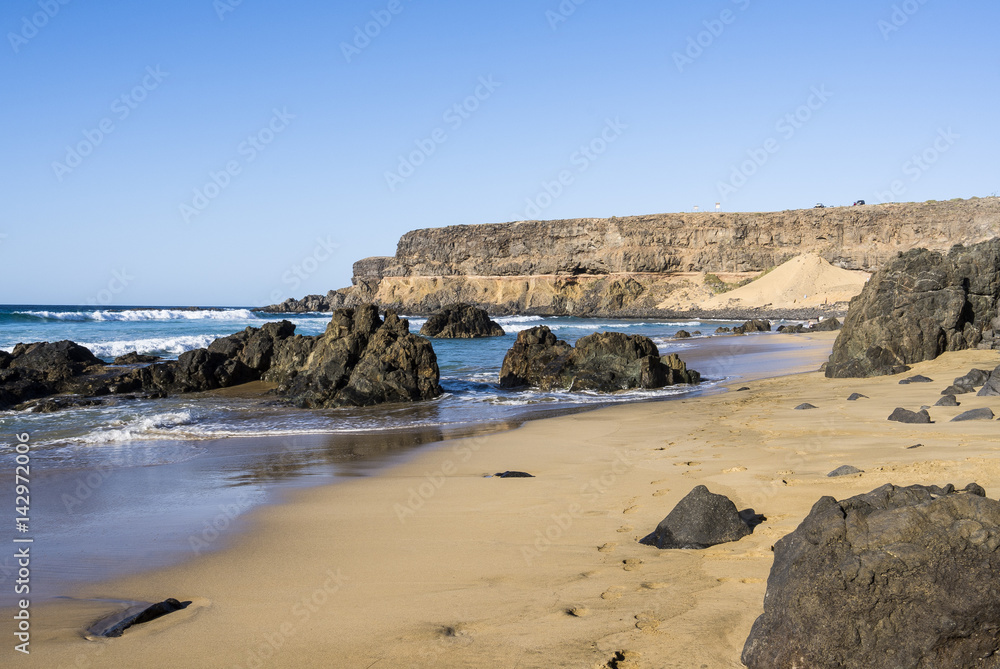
[701,253,870,312]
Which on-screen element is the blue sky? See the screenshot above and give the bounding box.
[2,0,997,306]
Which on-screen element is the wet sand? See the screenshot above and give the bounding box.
[11,332,1000,668]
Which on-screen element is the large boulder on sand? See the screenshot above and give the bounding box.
[498,326,700,391]
[733,319,771,335]
[825,240,1000,378]
[419,304,505,338]
[640,485,758,549]
[742,482,1000,669]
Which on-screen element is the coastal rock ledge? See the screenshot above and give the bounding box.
[742,482,1000,669]
[498,326,699,391]
[0,305,442,411]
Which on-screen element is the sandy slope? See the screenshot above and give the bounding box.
[14,332,1000,669]
[701,253,870,312]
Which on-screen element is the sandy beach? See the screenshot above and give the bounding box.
[13,331,1000,668]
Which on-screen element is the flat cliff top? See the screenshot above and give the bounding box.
[354,198,1000,279]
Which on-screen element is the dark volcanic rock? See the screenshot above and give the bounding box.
[715,327,733,334]
[810,317,841,332]
[898,374,933,384]
[934,394,960,407]
[673,330,692,339]
[956,368,991,388]
[418,303,505,338]
[270,306,442,408]
[742,482,1000,669]
[776,324,806,333]
[0,307,441,412]
[89,598,190,638]
[640,485,759,549]
[733,319,771,335]
[943,384,973,395]
[793,403,817,410]
[846,392,868,400]
[977,365,1000,396]
[498,326,700,391]
[887,407,932,423]
[826,239,1000,378]
[112,352,161,365]
[827,465,863,477]
[494,471,534,478]
[951,407,995,422]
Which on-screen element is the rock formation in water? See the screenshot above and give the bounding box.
[264,198,1000,318]
[498,326,700,391]
[0,306,442,411]
[419,304,505,338]
[826,239,1000,378]
[742,482,1000,669]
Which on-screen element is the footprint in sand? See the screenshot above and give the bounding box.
[723,466,747,473]
[617,525,633,533]
[652,489,670,497]
[622,559,643,571]
[650,479,669,485]
[566,607,590,617]
[622,505,640,514]
[600,587,624,601]
[674,461,702,467]
[641,582,668,590]
[635,612,660,631]
[598,542,617,553]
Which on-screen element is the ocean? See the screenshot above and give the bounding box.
[0,305,824,604]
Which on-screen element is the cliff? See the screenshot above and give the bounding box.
[262,198,1000,317]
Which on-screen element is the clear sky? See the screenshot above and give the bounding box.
[2,0,997,306]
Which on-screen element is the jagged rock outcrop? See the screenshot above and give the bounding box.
[826,239,1000,378]
[266,306,441,407]
[742,482,1000,669]
[498,326,700,391]
[639,485,759,549]
[733,319,771,335]
[0,307,442,411]
[419,304,505,338]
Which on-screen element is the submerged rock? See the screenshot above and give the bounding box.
[498,326,700,391]
[639,485,760,550]
[742,482,999,669]
[418,303,505,338]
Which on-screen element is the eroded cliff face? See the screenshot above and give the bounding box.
[263,198,1000,317]
[359,199,1000,279]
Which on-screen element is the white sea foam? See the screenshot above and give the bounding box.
[80,411,196,444]
[16,308,260,322]
[80,335,223,359]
